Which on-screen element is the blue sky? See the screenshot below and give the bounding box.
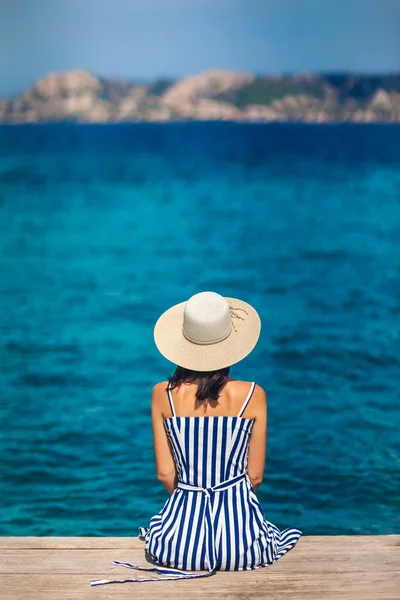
[1,0,399,95]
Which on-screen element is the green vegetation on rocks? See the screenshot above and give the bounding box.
[1,69,399,123]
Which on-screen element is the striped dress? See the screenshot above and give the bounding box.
[90,382,302,585]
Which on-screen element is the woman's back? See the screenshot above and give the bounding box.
[163,380,257,488]
[162,378,260,419]
[146,380,266,572]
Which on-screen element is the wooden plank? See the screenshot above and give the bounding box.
[0,537,141,550]
[1,542,399,573]
[0,536,399,600]
[1,572,399,600]
[1,534,398,549]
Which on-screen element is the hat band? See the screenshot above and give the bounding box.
[182,324,232,346]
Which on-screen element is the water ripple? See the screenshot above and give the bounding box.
[0,124,399,536]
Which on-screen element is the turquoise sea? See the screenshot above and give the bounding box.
[0,123,399,536]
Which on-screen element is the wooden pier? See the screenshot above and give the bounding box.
[1,535,399,599]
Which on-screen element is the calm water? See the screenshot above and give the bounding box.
[0,123,399,536]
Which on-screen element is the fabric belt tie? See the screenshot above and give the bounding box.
[177,472,247,577]
[90,472,247,585]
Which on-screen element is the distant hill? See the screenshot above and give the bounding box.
[1,69,399,123]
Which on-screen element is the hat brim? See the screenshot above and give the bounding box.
[154,297,261,372]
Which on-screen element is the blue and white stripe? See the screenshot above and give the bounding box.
[90,382,302,586]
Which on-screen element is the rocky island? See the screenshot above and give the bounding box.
[1,69,399,123]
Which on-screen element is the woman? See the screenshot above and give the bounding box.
[91,291,301,585]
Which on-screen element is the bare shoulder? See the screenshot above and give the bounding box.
[253,383,266,397]
[152,381,169,395]
[228,380,266,419]
[227,379,267,415]
[151,381,169,406]
[245,383,266,419]
[252,383,267,407]
[228,379,266,399]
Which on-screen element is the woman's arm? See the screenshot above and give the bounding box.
[151,383,177,494]
[246,385,267,491]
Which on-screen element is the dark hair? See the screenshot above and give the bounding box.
[168,366,230,403]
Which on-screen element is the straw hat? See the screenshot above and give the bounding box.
[154,291,261,371]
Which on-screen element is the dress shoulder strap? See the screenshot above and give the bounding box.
[237,382,256,417]
[166,382,176,418]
